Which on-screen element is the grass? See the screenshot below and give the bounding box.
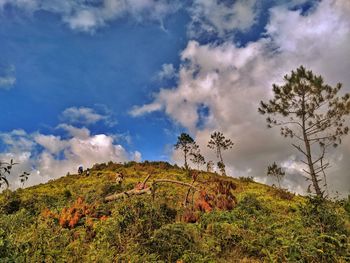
[0,161,349,262]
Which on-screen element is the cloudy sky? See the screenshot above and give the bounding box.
[0,0,349,195]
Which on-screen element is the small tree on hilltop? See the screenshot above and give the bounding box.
[207,131,234,176]
[259,66,350,197]
[190,144,206,170]
[267,162,285,188]
[174,133,196,170]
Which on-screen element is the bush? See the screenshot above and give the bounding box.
[206,222,242,252]
[236,194,265,215]
[238,176,254,182]
[145,223,197,262]
[0,190,21,214]
[301,196,347,234]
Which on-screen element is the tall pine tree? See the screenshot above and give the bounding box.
[259,66,350,197]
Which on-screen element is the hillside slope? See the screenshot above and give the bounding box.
[0,161,349,262]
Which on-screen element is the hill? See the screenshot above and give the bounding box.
[0,161,349,262]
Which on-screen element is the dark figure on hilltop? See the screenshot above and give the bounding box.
[78,166,83,175]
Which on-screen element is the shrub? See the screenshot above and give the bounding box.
[206,222,242,252]
[236,194,265,215]
[273,187,294,200]
[238,176,254,182]
[0,190,21,214]
[145,223,197,262]
[301,196,347,234]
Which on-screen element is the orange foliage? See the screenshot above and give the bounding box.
[184,179,237,223]
[41,197,109,229]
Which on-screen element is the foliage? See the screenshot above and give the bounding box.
[0,159,30,189]
[207,131,234,176]
[189,144,206,170]
[145,223,197,262]
[259,66,350,197]
[0,161,348,262]
[174,133,196,170]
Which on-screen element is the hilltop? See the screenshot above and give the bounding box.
[0,161,349,262]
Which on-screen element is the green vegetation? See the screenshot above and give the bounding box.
[0,161,349,262]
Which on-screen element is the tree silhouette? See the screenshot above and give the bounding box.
[207,131,234,176]
[174,133,196,170]
[267,162,285,188]
[189,144,206,170]
[259,66,350,197]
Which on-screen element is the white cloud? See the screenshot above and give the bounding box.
[188,0,259,38]
[34,134,68,154]
[60,106,116,127]
[129,102,162,117]
[0,64,16,89]
[56,124,91,139]
[0,0,181,32]
[0,126,137,190]
[155,63,177,81]
[0,76,15,88]
[132,0,350,196]
[133,151,142,162]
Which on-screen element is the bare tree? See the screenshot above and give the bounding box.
[207,131,234,176]
[259,66,350,197]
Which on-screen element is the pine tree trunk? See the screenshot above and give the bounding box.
[303,134,322,197]
[184,150,188,170]
[301,96,322,197]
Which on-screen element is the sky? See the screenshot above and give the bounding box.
[0,0,349,196]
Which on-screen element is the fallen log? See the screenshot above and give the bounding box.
[105,175,198,202]
[105,187,151,201]
[153,179,198,190]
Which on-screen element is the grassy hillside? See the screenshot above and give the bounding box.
[0,161,349,262]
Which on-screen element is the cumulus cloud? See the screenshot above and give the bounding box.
[0,0,181,32]
[0,125,139,190]
[60,106,117,127]
[188,0,260,38]
[132,0,350,196]
[56,124,91,139]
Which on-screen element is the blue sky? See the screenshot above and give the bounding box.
[0,0,349,195]
[0,4,189,160]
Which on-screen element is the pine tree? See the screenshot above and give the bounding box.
[174,133,196,170]
[267,162,285,188]
[207,131,234,176]
[189,144,206,170]
[259,66,350,197]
